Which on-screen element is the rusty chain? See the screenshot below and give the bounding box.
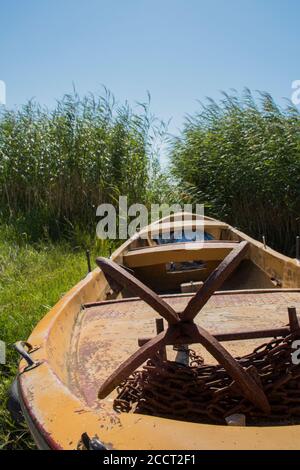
[114,333,300,425]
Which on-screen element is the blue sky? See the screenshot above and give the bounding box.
[1,0,299,147]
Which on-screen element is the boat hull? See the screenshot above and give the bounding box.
[17,214,300,449]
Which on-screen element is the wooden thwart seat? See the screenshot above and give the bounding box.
[138,220,228,238]
[124,241,240,268]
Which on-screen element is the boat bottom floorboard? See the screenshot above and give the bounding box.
[68,290,300,425]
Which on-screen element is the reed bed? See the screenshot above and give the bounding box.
[0,91,171,241]
[170,89,300,255]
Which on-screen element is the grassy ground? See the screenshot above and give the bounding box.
[0,226,107,449]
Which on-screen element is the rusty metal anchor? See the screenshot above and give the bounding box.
[96,241,271,413]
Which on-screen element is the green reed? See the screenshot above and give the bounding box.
[170,89,300,255]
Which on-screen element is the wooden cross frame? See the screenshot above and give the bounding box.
[96,241,271,413]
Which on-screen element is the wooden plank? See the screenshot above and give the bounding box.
[138,326,290,346]
[82,288,300,309]
[138,220,228,238]
[288,306,300,333]
[124,242,239,268]
[182,241,249,321]
[96,257,180,325]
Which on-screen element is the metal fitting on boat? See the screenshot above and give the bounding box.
[14,341,41,370]
[81,432,107,450]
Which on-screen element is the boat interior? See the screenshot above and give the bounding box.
[113,213,281,297]
[67,213,300,420]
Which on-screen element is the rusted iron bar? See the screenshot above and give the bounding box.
[156,318,164,333]
[98,329,174,399]
[115,334,300,424]
[100,322,270,412]
[96,257,180,325]
[156,318,167,361]
[288,306,300,333]
[182,323,270,413]
[182,241,249,321]
[138,326,290,347]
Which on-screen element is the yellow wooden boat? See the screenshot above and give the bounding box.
[16,213,300,449]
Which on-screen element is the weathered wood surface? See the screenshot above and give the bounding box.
[96,257,180,325]
[182,241,249,321]
[124,242,240,268]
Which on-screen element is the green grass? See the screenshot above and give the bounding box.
[0,226,108,449]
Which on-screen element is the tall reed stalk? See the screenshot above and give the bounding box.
[170,89,300,255]
[0,91,171,241]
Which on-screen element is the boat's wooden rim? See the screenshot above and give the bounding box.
[128,239,237,252]
[137,219,229,236]
[18,360,300,450]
